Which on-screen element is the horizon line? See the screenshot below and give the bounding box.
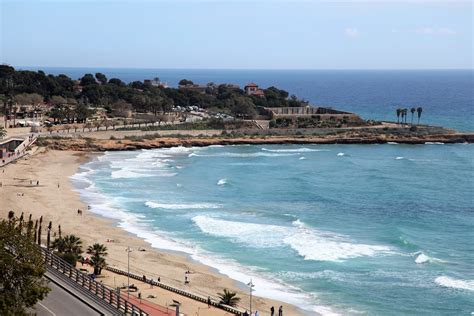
[10,65,474,72]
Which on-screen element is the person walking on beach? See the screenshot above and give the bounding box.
[207,296,211,307]
[184,274,189,284]
[255,310,259,316]
[278,305,283,316]
[270,306,275,316]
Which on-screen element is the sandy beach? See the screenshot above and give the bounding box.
[0,149,305,316]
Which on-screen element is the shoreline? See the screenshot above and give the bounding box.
[38,131,474,152]
[0,149,310,316]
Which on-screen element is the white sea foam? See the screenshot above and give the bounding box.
[188,153,198,157]
[192,215,287,248]
[192,152,301,158]
[70,166,95,186]
[387,142,398,145]
[284,220,393,262]
[395,156,405,160]
[299,156,307,160]
[414,252,445,264]
[425,142,445,145]
[337,152,345,157]
[435,276,474,291]
[262,147,329,153]
[217,178,227,186]
[111,169,154,179]
[415,253,431,264]
[145,201,220,210]
[193,216,393,261]
[99,149,183,179]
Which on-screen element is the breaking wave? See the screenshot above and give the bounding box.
[217,178,227,186]
[262,147,329,153]
[435,276,474,291]
[414,252,444,264]
[145,201,220,210]
[192,216,393,261]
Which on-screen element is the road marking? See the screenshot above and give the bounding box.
[38,302,57,316]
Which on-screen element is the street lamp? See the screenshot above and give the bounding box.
[126,247,134,299]
[170,299,181,316]
[247,279,255,315]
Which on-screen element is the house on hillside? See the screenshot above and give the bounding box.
[244,83,265,97]
[144,78,169,88]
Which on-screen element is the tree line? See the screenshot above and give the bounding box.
[396,107,423,124]
[0,65,308,121]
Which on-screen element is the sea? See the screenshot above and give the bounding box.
[38,68,473,315]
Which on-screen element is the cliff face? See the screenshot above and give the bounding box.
[39,132,474,151]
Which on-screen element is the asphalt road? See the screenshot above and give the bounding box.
[34,281,100,316]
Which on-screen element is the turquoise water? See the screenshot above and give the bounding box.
[72,143,474,315]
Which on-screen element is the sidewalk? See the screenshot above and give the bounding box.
[122,294,175,316]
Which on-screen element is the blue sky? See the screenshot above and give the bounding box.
[1,0,472,69]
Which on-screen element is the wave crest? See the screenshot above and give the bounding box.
[145,201,220,210]
[192,216,393,261]
[435,276,474,291]
[262,147,328,153]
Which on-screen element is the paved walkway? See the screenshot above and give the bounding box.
[122,294,175,316]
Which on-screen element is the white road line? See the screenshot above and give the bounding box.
[38,302,57,316]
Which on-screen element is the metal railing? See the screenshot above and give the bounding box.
[40,248,148,316]
[106,266,243,315]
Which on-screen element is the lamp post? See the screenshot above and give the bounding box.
[170,300,181,316]
[247,279,255,315]
[126,246,133,299]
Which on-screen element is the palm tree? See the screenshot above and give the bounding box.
[51,234,83,266]
[417,107,423,124]
[87,243,108,258]
[47,221,52,250]
[396,108,401,123]
[410,107,416,124]
[63,235,83,255]
[87,243,108,275]
[52,234,83,255]
[18,212,24,231]
[404,108,409,124]
[217,289,241,307]
[90,255,107,275]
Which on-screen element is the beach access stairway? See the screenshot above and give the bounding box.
[105,266,245,315]
[40,247,149,316]
[0,135,37,167]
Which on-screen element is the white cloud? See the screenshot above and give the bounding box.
[414,27,457,35]
[344,28,360,38]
